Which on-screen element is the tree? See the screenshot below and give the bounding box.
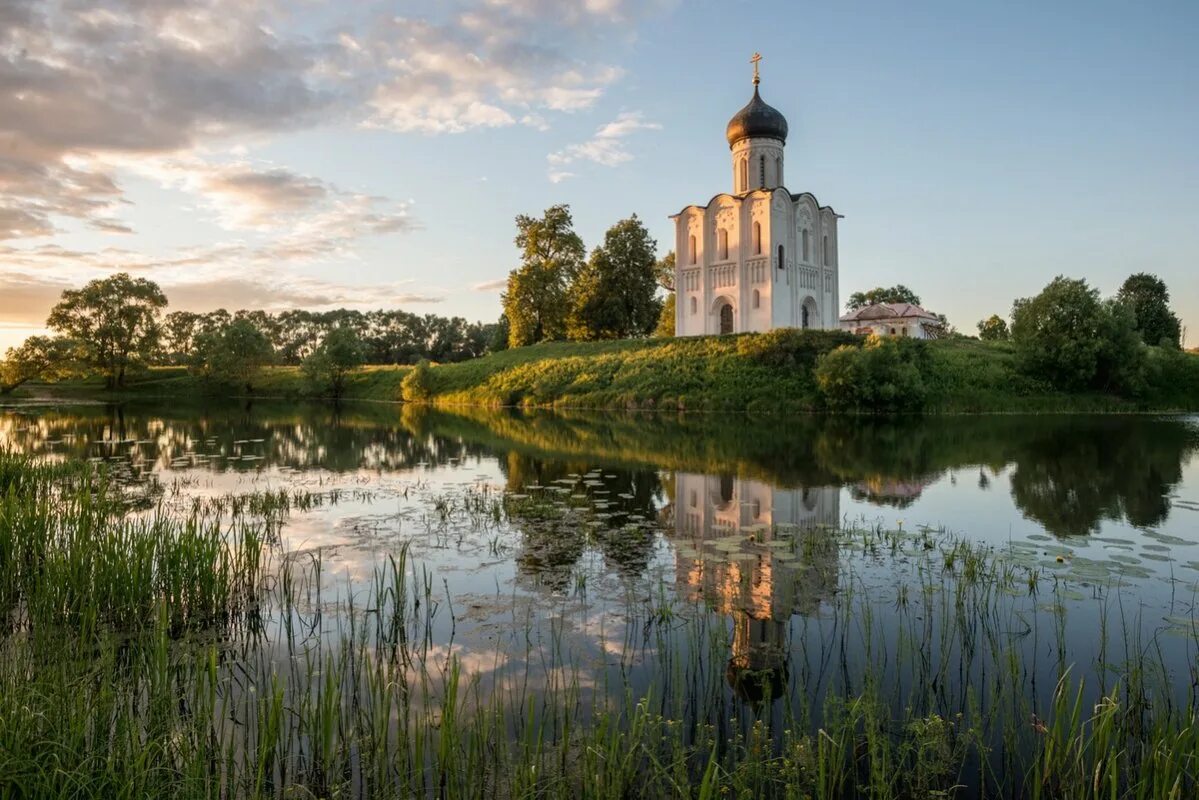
[46,273,168,388]
[655,294,676,337]
[655,250,676,292]
[160,311,200,365]
[0,336,74,394]
[191,319,275,393]
[502,205,585,347]
[568,215,661,340]
[977,314,1009,341]
[846,285,921,311]
[1117,273,1181,348]
[302,326,365,398]
[1011,276,1147,394]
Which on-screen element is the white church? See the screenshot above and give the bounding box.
[671,55,841,336]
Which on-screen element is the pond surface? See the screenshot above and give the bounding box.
[3,400,1198,717]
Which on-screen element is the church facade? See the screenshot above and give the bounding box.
[671,57,841,336]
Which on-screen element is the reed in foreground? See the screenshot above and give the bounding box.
[0,452,1195,798]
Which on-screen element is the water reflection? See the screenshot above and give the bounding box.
[2,401,1197,547]
[669,474,841,704]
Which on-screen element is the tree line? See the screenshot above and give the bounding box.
[0,273,503,395]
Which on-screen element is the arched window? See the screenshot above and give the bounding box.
[719,474,734,504]
[801,229,810,262]
[688,234,697,265]
[719,303,734,334]
[738,158,748,192]
[752,221,762,255]
[776,156,782,185]
[822,235,830,267]
[759,155,766,188]
[718,228,729,260]
[801,303,810,329]
[689,296,697,315]
[777,244,785,271]
[752,289,760,309]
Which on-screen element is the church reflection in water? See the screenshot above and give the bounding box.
[669,473,840,705]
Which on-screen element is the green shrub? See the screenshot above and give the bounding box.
[815,335,930,412]
[735,328,860,369]
[401,359,434,402]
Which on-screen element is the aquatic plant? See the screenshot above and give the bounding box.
[0,451,1196,798]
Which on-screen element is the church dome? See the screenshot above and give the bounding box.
[726,86,788,147]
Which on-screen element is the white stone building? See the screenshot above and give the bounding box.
[838,303,944,339]
[671,57,841,336]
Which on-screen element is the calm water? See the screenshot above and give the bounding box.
[3,400,1198,713]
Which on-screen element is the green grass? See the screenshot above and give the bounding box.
[21,334,1199,412]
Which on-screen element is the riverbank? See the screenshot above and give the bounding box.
[17,333,1199,413]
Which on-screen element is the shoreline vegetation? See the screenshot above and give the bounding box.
[1,452,1196,798]
[14,331,1199,414]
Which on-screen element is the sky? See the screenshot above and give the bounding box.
[2,0,1197,350]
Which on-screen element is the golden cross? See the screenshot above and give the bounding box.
[750,52,762,85]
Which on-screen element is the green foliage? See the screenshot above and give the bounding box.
[976,314,1010,341]
[502,204,585,347]
[1011,276,1106,389]
[846,284,922,311]
[1011,276,1148,395]
[735,328,860,369]
[302,326,365,398]
[567,215,661,340]
[654,294,676,337]
[1117,272,1181,348]
[654,250,676,291]
[401,358,434,402]
[0,336,74,393]
[815,335,931,412]
[46,272,168,388]
[191,318,275,392]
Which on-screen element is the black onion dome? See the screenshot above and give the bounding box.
[725,86,788,146]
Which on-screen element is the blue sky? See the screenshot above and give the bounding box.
[2,0,1196,349]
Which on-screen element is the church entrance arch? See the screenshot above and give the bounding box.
[719,304,734,334]
[801,296,819,330]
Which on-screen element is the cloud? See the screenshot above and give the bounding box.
[0,0,350,239]
[360,10,632,134]
[546,111,660,178]
[472,278,508,292]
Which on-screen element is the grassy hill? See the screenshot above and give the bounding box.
[18,333,1199,413]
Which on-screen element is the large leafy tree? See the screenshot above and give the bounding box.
[46,273,167,388]
[846,285,921,311]
[1011,276,1146,393]
[976,314,1010,341]
[568,215,661,340]
[191,318,275,393]
[1116,273,1181,348]
[502,205,585,347]
[302,326,365,398]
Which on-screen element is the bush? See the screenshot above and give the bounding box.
[815,335,930,412]
[401,359,434,402]
[736,328,860,369]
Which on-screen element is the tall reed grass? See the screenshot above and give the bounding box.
[0,451,1195,798]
